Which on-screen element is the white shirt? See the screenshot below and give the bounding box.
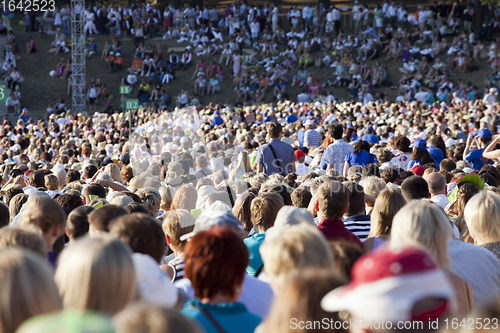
[272,7,278,21]
[332,8,340,20]
[250,21,260,33]
[430,193,449,210]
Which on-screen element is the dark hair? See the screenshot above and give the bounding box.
[84,165,98,180]
[394,136,412,153]
[343,182,365,216]
[328,124,344,140]
[66,169,81,183]
[88,204,127,232]
[185,227,248,299]
[66,205,93,240]
[54,193,84,215]
[86,183,107,199]
[431,135,447,159]
[109,213,166,263]
[440,159,456,172]
[328,240,363,281]
[480,172,498,187]
[28,170,45,188]
[0,202,9,228]
[410,147,434,165]
[268,122,282,139]
[362,164,380,178]
[4,185,23,205]
[401,176,430,201]
[260,184,292,206]
[125,202,150,214]
[480,165,500,184]
[291,187,312,208]
[381,168,399,183]
[353,140,370,155]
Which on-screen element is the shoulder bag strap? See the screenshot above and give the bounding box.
[267,143,284,176]
[369,152,373,164]
[190,304,227,333]
[255,264,264,277]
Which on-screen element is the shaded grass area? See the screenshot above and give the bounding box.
[14,29,489,117]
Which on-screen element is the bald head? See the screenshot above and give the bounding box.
[425,172,447,196]
[196,155,207,168]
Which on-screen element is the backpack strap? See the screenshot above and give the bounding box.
[267,143,285,176]
[189,304,227,333]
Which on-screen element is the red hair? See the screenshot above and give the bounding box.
[184,227,248,300]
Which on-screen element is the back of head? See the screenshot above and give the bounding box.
[8,193,28,223]
[359,176,386,198]
[135,187,162,218]
[425,172,446,195]
[401,176,430,202]
[261,223,333,289]
[316,181,349,220]
[329,240,364,281]
[88,204,127,234]
[370,189,406,237]
[251,192,284,231]
[162,209,196,250]
[55,235,136,315]
[66,205,94,242]
[343,182,365,216]
[268,122,282,138]
[464,191,500,245]
[274,206,315,228]
[232,191,256,232]
[0,227,48,258]
[109,213,165,263]
[0,248,62,333]
[54,193,84,215]
[291,186,312,208]
[19,195,67,235]
[114,302,201,333]
[328,123,343,140]
[440,158,456,173]
[264,269,345,333]
[391,200,453,269]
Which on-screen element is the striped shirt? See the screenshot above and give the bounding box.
[304,129,321,148]
[343,215,371,242]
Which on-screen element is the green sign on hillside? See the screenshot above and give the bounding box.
[126,99,139,110]
[120,85,130,94]
[0,85,6,102]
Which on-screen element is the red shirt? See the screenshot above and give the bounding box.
[317,219,362,247]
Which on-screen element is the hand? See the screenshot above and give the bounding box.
[96,179,109,186]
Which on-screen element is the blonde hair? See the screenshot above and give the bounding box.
[55,235,137,315]
[44,174,59,191]
[0,248,62,333]
[464,191,500,245]
[114,302,201,333]
[171,185,197,211]
[260,224,333,289]
[52,167,67,189]
[359,176,387,198]
[369,189,406,237]
[0,228,48,258]
[263,269,346,333]
[390,200,453,269]
[159,185,174,210]
[162,209,195,248]
[105,163,125,183]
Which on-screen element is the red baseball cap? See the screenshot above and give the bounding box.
[409,165,425,176]
[294,150,306,160]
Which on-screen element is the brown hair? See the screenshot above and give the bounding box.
[232,191,256,232]
[328,241,364,281]
[44,174,59,191]
[8,193,28,223]
[162,209,195,249]
[121,165,134,183]
[268,122,282,139]
[88,204,127,232]
[18,196,66,234]
[317,181,349,220]
[250,192,284,231]
[0,228,48,258]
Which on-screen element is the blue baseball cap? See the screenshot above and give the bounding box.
[410,139,427,151]
[475,128,492,139]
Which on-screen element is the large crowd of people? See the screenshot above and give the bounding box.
[3,0,500,332]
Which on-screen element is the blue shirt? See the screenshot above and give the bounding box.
[407,159,421,169]
[243,232,265,276]
[345,151,378,167]
[182,299,261,333]
[428,147,444,168]
[357,134,379,144]
[286,114,298,123]
[211,116,223,126]
[19,115,29,123]
[466,148,492,170]
[255,139,297,176]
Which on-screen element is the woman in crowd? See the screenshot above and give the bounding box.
[181,227,261,333]
[55,235,137,315]
[464,191,500,259]
[0,248,62,333]
[363,189,406,253]
[391,200,474,314]
[343,140,377,176]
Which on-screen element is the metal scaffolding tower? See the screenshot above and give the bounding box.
[71,0,86,114]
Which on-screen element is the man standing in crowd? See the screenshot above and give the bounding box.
[425,172,449,210]
[303,119,321,149]
[256,123,296,176]
[323,124,353,175]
